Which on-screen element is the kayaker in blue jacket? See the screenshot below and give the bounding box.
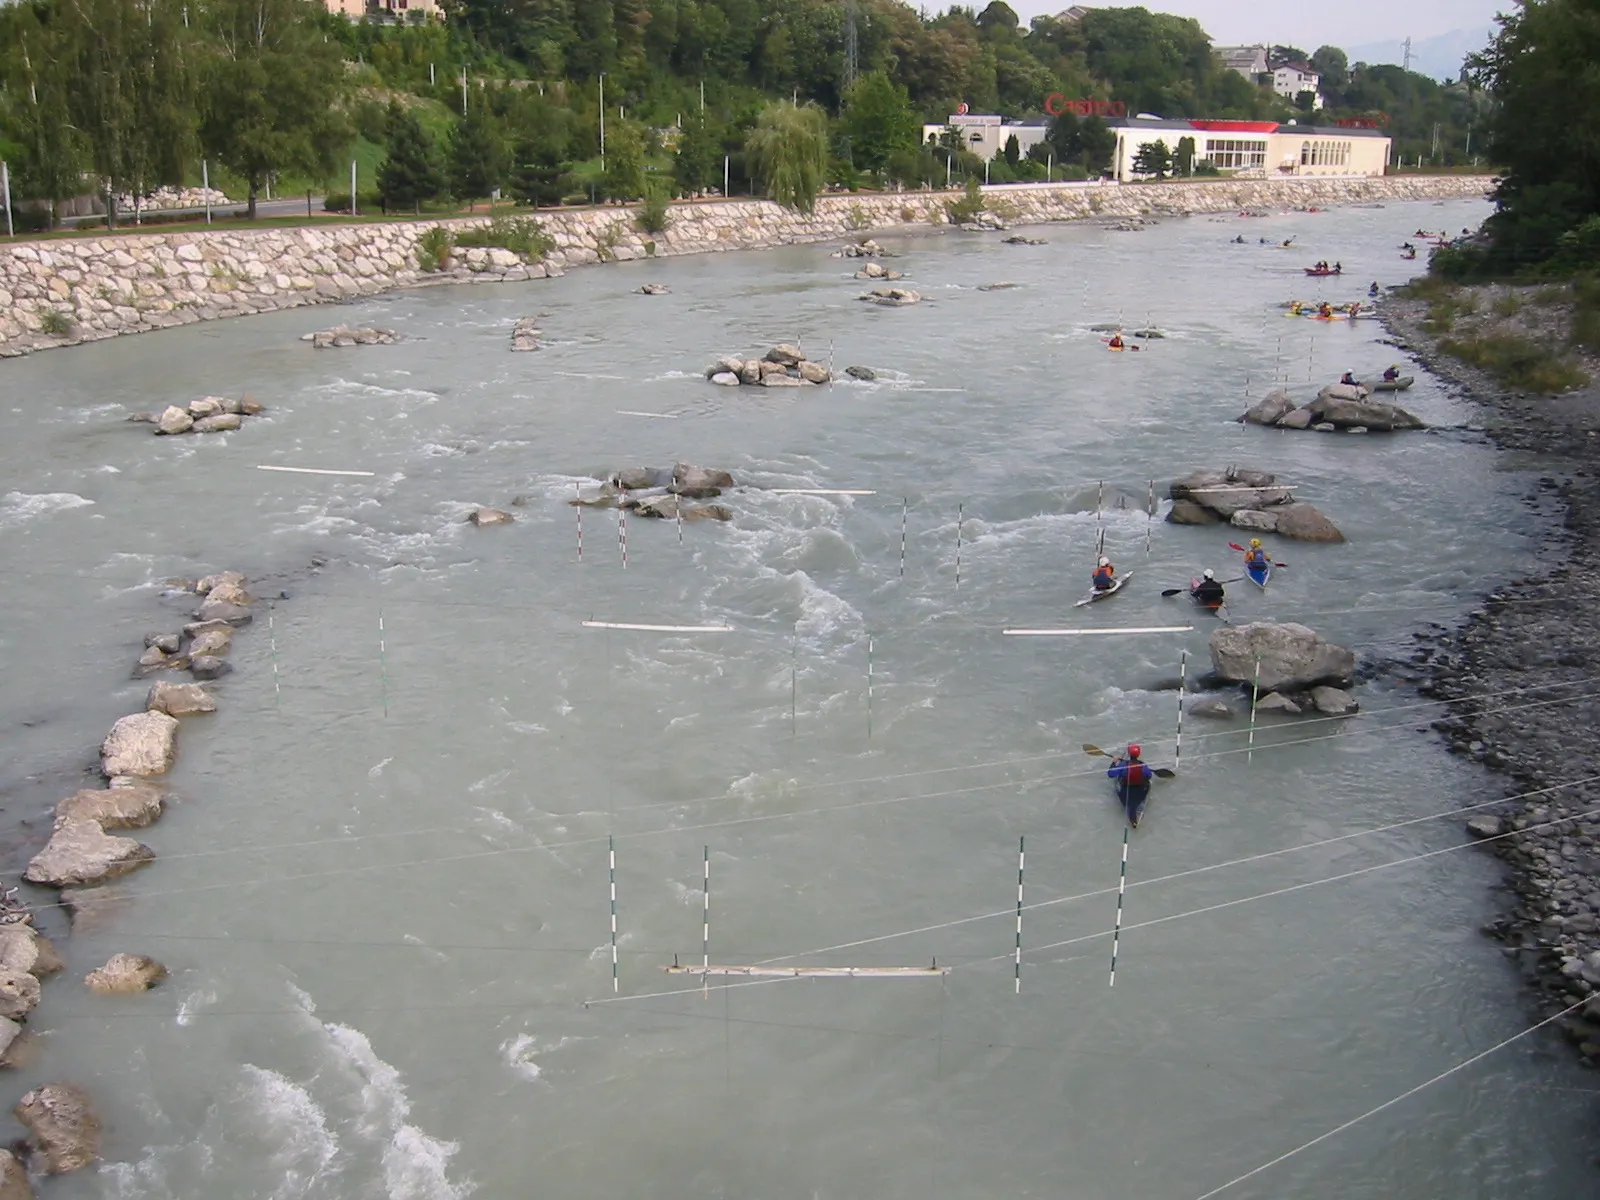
[1108,744,1154,828]
[1092,557,1116,591]
[1244,539,1272,572]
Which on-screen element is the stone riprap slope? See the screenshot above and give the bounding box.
[0,175,1491,358]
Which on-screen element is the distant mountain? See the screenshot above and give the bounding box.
[1345,27,1495,83]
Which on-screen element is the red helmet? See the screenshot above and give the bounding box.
[1127,744,1141,758]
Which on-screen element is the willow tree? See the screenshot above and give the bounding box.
[744,101,828,214]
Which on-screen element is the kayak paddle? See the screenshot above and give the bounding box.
[1162,576,1243,596]
[1081,744,1177,778]
[1228,542,1289,567]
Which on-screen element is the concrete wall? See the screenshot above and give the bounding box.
[0,173,1493,359]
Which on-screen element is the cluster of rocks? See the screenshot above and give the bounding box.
[859,287,922,307]
[301,324,397,349]
[1166,468,1346,543]
[114,185,230,212]
[835,239,889,259]
[1002,235,1046,246]
[854,262,905,282]
[134,571,255,681]
[510,315,542,352]
[569,463,737,523]
[1202,621,1360,717]
[977,282,1020,292]
[129,392,264,436]
[635,283,670,295]
[1088,323,1163,339]
[706,344,833,388]
[1240,384,1425,433]
[956,212,1008,232]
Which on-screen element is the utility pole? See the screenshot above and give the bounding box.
[844,0,860,92]
[1401,37,1412,73]
[461,67,468,115]
[599,74,607,171]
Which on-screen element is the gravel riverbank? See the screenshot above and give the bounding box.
[1385,292,1600,1063]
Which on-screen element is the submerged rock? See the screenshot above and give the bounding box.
[84,953,168,994]
[844,365,877,381]
[146,681,217,716]
[1253,692,1303,715]
[15,1083,100,1174]
[859,287,922,307]
[636,283,670,295]
[54,787,164,830]
[467,508,514,527]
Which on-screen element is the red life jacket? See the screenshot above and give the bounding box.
[1124,761,1149,786]
[1093,565,1114,586]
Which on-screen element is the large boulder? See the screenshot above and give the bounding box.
[1253,692,1303,715]
[84,953,168,994]
[1166,499,1221,525]
[101,711,178,777]
[196,571,245,595]
[1230,509,1279,532]
[188,656,232,681]
[860,287,921,306]
[54,786,164,830]
[797,361,831,384]
[1169,469,1292,516]
[146,681,217,716]
[188,627,233,657]
[614,467,673,490]
[1209,622,1356,692]
[192,414,242,434]
[194,599,253,626]
[1307,393,1424,431]
[467,508,513,527]
[15,1083,100,1174]
[1309,686,1359,716]
[1273,503,1347,543]
[765,344,805,367]
[0,1149,30,1200]
[154,406,193,436]
[0,930,46,976]
[1239,388,1294,427]
[23,822,155,887]
[705,356,744,379]
[674,464,735,493]
[0,970,40,1020]
[1277,407,1315,430]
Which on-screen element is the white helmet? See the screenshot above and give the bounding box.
[1202,569,1215,580]
[1098,557,1110,567]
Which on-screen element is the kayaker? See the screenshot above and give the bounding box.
[1288,300,1304,315]
[1383,364,1401,382]
[1192,569,1225,609]
[1319,302,1333,319]
[1244,539,1271,571]
[1369,281,1380,296]
[1092,556,1116,591]
[1233,235,1245,244]
[1281,239,1293,248]
[1340,370,1358,386]
[1108,333,1125,349]
[1348,301,1362,316]
[1107,744,1154,828]
[1334,261,1342,274]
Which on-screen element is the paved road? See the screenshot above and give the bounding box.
[58,195,327,227]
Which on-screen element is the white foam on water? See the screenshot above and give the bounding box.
[0,491,94,529]
[239,1064,341,1198]
[321,1020,472,1199]
[468,770,512,794]
[175,987,218,1027]
[499,1033,543,1081]
[368,757,394,779]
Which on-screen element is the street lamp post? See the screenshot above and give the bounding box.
[599,74,607,173]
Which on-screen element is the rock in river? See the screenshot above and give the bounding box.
[155,406,193,436]
[1209,622,1356,692]
[0,971,40,1021]
[15,1083,100,1174]
[146,681,216,717]
[55,786,164,830]
[1274,503,1346,543]
[0,1149,30,1200]
[1309,686,1359,715]
[84,953,168,994]
[101,711,178,777]
[1252,692,1304,715]
[467,508,514,527]
[24,822,154,887]
[1238,388,1294,427]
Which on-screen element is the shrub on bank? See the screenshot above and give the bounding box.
[1438,332,1589,393]
[416,225,454,271]
[453,215,554,260]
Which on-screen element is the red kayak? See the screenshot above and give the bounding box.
[1304,267,1341,277]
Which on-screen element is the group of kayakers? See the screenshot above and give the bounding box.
[1339,366,1402,386]
[1310,260,1342,274]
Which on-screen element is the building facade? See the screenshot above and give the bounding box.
[1216,45,1270,80]
[921,114,1052,163]
[1110,118,1390,181]
[1272,63,1323,107]
[323,0,441,20]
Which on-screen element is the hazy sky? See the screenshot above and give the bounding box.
[997,1,1507,50]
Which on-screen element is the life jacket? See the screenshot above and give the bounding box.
[1124,761,1149,786]
[1246,549,1266,565]
[1093,565,1114,586]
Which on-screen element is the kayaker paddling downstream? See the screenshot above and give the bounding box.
[1076,556,1131,606]
[1083,744,1176,829]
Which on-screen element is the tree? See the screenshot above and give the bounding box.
[838,71,919,176]
[0,8,86,224]
[199,0,350,220]
[975,2,1020,35]
[1311,46,1349,83]
[1472,0,1600,269]
[1044,110,1080,163]
[1003,133,1020,168]
[1079,116,1117,175]
[509,140,565,207]
[745,101,828,214]
[674,112,724,196]
[56,0,198,228]
[1131,141,1171,179]
[450,103,508,204]
[601,118,647,200]
[377,103,446,213]
[1174,136,1195,176]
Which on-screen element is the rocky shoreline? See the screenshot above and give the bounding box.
[0,175,1490,359]
[1383,292,1600,1063]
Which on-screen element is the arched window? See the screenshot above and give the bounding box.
[1301,141,1310,165]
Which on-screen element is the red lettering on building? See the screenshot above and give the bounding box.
[1044,95,1126,118]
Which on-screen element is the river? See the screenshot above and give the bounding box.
[0,194,1594,1199]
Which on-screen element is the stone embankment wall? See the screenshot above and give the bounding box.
[0,174,1491,358]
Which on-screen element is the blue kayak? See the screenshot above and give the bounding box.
[1246,559,1271,590]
